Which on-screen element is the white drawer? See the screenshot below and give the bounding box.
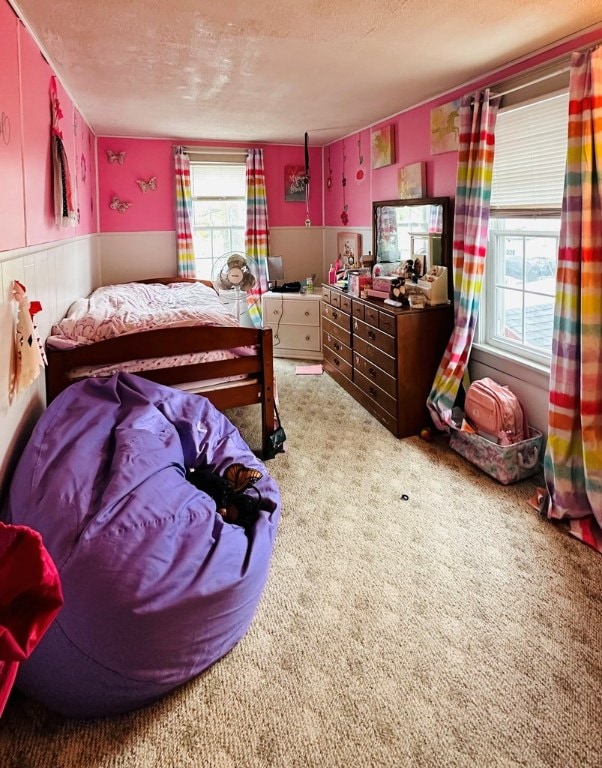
[262,297,320,326]
[265,323,321,352]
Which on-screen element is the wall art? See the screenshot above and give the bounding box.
[430,99,461,154]
[1,111,11,144]
[336,232,362,269]
[284,165,306,202]
[137,176,157,193]
[398,162,426,199]
[109,196,131,213]
[371,125,395,169]
[107,149,126,164]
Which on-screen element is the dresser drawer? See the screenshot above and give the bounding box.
[323,316,351,348]
[340,295,352,313]
[266,323,321,352]
[353,337,396,377]
[353,352,397,399]
[322,287,331,304]
[353,318,396,358]
[323,344,353,381]
[324,334,352,364]
[330,291,341,309]
[351,300,365,321]
[378,311,397,336]
[263,297,320,325]
[354,369,397,418]
[323,303,351,331]
[365,305,379,326]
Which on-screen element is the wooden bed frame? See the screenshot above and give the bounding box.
[45,277,276,459]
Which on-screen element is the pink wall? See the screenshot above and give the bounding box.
[324,26,602,228]
[0,1,25,250]
[97,138,323,233]
[0,0,97,253]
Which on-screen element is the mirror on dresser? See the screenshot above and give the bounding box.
[372,196,453,300]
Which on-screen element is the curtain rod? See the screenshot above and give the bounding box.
[491,66,571,99]
[176,145,248,156]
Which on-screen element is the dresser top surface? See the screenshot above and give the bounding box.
[322,284,451,316]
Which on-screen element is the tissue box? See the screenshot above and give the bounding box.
[348,270,372,297]
[372,275,397,293]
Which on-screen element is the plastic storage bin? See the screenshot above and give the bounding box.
[449,426,543,485]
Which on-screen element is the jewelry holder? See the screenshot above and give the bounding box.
[418,266,448,305]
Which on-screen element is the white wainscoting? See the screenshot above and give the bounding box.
[0,236,99,500]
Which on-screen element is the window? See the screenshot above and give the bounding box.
[190,157,246,281]
[479,89,569,366]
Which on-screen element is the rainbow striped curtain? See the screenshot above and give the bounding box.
[245,149,270,327]
[427,91,500,429]
[544,47,602,549]
[174,146,196,278]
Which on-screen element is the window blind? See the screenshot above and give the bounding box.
[490,91,569,209]
[190,162,246,198]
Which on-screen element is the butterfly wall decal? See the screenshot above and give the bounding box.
[136,176,157,193]
[109,196,131,213]
[107,149,126,164]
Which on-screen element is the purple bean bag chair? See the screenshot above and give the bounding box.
[3,372,280,718]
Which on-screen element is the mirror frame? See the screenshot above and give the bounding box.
[372,196,454,301]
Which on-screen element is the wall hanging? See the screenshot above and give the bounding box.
[398,162,426,199]
[326,147,333,190]
[430,99,461,154]
[109,196,131,213]
[341,140,349,224]
[11,280,46,401]
[284,165,305,202]
[137,176,157,193]
[371,125,395,169]
[106,149,126,164]
[1,111,10,144]
[356,135,365,180]
[50,76,77,227]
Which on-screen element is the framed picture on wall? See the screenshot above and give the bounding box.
[284,165,306,202]
[371,125,395,169]
[430,99,461,154]
[337,232,362,269]
[398,162,426,199]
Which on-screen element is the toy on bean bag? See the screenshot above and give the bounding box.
[2,372,281,718]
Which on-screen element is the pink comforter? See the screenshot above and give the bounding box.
[47,281,239,350]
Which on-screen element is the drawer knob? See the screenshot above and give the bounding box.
[368,367,376,379]
[368,330,376,340]
[369,386,377,398]
[332,311,338,320]
[305,311,310,316]
[334,358,340,366]
[305,335,311,341]
[273,309,278,315]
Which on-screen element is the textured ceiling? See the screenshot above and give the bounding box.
[11,0,602,146]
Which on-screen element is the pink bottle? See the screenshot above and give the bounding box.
[328,264,336,284]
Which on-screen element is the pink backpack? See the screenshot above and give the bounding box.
[464,377,529,445]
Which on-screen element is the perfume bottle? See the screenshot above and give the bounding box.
[328,264,336,284]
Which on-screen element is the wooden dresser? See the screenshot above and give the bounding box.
[322,284,453,438]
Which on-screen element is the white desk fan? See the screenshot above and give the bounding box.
[211,252,257,322]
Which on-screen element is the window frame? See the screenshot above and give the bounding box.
[476,88,569,370]
[189,157,247,281]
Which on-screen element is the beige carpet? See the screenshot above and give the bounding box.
[2,359,602,767]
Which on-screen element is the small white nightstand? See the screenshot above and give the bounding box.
[261,290,322,359]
